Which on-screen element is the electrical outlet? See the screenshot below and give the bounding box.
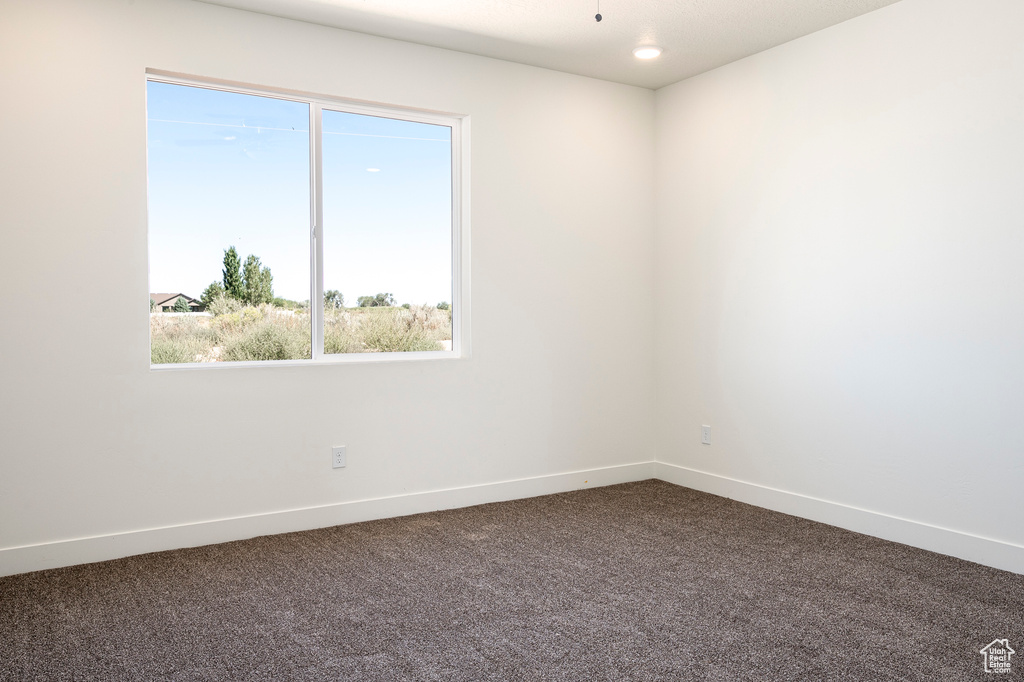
[332,446,346,468]
[701,425,711,445]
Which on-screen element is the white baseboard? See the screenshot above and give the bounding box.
[0,461,656,578]
[655,461,1024,575]
[5,460,1021,577]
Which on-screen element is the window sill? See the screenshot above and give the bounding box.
[150,350,462,371]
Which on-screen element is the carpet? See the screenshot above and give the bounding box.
[1,480,1021,680]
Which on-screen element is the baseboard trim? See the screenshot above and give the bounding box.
[0,461,656,578]
[6,460,1020,577]
[655,462,1024,575]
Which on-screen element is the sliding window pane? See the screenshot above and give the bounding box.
[147,82,311,363]
[321,110,453,354]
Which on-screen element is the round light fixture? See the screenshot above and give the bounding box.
[632,46,662,60]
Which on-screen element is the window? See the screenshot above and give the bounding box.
[146,74,467,366]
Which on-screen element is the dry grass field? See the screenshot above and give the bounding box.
[151,302,452,364]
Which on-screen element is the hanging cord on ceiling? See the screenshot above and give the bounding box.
[595,0,602,22]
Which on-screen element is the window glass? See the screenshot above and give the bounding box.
[146,78,462,366]
[147,81,312,363]
[321,110,453,354]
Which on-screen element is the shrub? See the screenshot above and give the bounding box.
[436,301,449,310]
[273,297,304,310]
[207,294,244,317]
[324,309,361,354]
[222,321,309,361]
[406,304,452,341]
[150,313,218,363]
[151,337,195,364]
[172,296,192,313]
[211,305,264,342]
[325,326,362,354]
[150,329,209,363]
[152,313,214,342]
[359,309,441,352]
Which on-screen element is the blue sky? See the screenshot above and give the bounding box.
[146,81,452,306]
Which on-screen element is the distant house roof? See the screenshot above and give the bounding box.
[150,293,199,307]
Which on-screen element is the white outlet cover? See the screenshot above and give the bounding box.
[701,425,711,445]
[332,446,347,468]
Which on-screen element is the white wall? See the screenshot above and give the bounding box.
[655,0,1024,571]
[4,0,1022,578]
[0,0,657,574]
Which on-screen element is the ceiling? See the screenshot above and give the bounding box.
[199,0,904,89]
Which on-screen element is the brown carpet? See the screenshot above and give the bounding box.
[1,480,1021,681]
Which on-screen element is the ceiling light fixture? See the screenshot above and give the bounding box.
[632,46,662,60]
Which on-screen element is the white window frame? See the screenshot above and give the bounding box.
[146,71,471,369]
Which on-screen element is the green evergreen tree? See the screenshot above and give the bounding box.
[200,281,225,308]
[222,246,243,300]
[258,265,273,304]
[242,254,274,306]
[172,296,191,313]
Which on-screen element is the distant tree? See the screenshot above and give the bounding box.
[222,246,244,300]
[242,254,273,306]
[200,281,225,308]
[150,297,156,312]
[357,293,395,307]
[172,296,192,313]
[401,303,411,310]
[436,301,450,310]
[258,267,273,305]
[324,290,345,309]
